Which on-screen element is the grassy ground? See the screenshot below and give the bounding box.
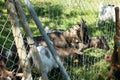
[0,0,120,80]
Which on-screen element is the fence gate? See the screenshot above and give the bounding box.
[0,0,119,80]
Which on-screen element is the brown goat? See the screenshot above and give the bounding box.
[0,46,14,80]
[63,19,89,44]
[55,47,78,58]
[0,60,14,80]
[70,35,110,51]
[63,25,81,43]
[33,19,89,49]
[48,32,68,48]
[25,36,79,58]
[33,32,68,48]
[88,36,109,50]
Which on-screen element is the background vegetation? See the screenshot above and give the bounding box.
[0,0,120,80]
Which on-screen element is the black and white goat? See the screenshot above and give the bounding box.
[3,44,58,80]
[35,45,58,73]
[26,44,58,80]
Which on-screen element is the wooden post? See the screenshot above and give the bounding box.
[14,0,48,80]
[108,7,120,80]
[24,0,70,80]
[115,7,120,65]
[111,7,119,67]
[5,0,33,80]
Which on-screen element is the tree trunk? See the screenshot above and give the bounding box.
[14,0,48,80]
[5,0,33,80]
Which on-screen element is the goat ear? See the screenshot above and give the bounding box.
[81,18,86,23]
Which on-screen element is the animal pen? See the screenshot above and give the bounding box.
[0,0,120,80]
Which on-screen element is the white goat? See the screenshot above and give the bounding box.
[96,4,117,27]
[5,44,58,80]
[36,45,58,73]
[33,45,58,80]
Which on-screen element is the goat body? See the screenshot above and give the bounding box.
[33,32,68,48]
[63,19,89,44]
[88,36,109,50]
[98,4,115,21]
[35,45,58,73]
[96,4,120,27]
[55,47,78,57]
[0,60,13,80]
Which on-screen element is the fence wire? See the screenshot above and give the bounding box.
[0,0,119,80]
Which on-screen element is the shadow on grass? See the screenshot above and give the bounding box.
[34,2,63,18]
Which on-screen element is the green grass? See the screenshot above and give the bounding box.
[0,0,120,80]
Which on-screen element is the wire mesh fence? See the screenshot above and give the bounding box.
[0,0,119,80]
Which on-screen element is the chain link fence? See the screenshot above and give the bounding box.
[0,0,119,80]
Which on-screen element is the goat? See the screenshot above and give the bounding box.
[55,46,78,58]
[26,36,80,60]
[0,46,12,80]
[0,60,13,80]
[76,42,89,52]
[4,42,58,80]
[48,32,68,48]
[33,29,78,48]
[70,35,109,51]
[0,46,23,80]
[33,32,68,48]
[35,45,58,73]
[96,4,120,27]
[88,36,109,50]
[63,26,80,43]
[0,59,24,80]
[34,19,89,48]
[63,19,89,44]
[33,21,109,52]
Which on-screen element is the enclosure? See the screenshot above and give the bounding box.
[0,0,119,80]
